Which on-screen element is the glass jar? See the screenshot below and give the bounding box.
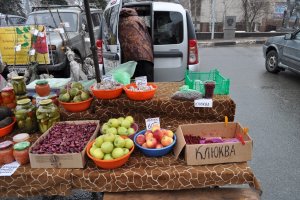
[13,141,30,165]
[15,99,38,133]
[0,141,15,165]
[1,87,16,109]
[35,80,50,97]
[11,76,27,96]
[0,92,3,106]
[36,99,60,133]
[204,81,216,99]
[13,133,30,143]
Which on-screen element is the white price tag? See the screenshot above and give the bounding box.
[135,76,147,88]
[0,161,20,176]
[36,96,49,107]
[33,29,39,36]
[102,74,113,81]
[29,49,36,55]
[194,99,213,108]
[38,32,45,37]
[145,117,160,130]
[15,44,21,52]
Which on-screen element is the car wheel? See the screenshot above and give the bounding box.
[265,50,280,73]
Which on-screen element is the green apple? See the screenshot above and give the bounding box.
[127,127,135,135]
[124,138,134,149]
[121,119,131,129]
[112,148,124,159]
[117,126,128,136]
[95,135,104,148]
[118,117,125,124]
[101,123,109,134]
[93,148,104,159]
[114,137,125,148]
[108,118,120,128]
[103,153,113,160]
[103,133,116,142]
[123,148,129,155]
[125,116,134,124]
[90,145,97,156]
[106,127,118,135]
[101,141,114,154]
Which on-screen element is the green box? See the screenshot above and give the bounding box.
[185,69,230,95]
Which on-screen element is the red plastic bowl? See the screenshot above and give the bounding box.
[123,83,157,101]
[86,139,134,169]
[59,98,93,112]
[90,85,123,100]
[0,117,16,137]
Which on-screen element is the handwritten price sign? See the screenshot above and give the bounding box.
[194,99,213,108]
[145,117,160,130]
[135,76,147,88]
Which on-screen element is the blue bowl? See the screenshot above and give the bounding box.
[133,130,177,157]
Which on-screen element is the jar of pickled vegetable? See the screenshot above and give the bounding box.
[13,141,30,165]
[1,87,16,109]
[11,76,26,96]
[35,80,50,97]
[0,141,15,165]
[15,99,38,133]
[36,99,60,133]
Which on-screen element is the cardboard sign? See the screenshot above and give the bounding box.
[145,117,160,130]
[102,74,113,81]
[194,99,213,108]
[135,76,147,88]
[0,161,20,176]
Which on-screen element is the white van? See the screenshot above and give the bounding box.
[97,0,199,82]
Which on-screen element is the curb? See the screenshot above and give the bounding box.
[198,39,266,48]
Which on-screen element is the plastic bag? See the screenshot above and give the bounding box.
[107,61,137,85]
[171,85,202,101]
[0,74,7,91]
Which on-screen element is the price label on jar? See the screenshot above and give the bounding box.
[135,76,147,88]
[145,117,160,130]
[194,99,213,108]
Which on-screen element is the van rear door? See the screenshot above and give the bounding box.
[152,4,187,82]
[102,0,122,73]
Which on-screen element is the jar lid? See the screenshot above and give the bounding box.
[1,86,14,92]
[36,80,48,85]
[13,141,30,151]
[0,141,13,150]
[39,99,53,105]
[13,133,30,143]
[17,98,31,105]
[12,76,24,80]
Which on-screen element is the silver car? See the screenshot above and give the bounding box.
[7,5,102,78]
[263,29,300,74]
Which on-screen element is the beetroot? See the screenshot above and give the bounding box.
[31,123,97,154]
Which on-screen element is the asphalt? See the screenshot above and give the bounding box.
[198,37,268,47]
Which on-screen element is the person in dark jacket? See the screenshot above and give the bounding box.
[119,8,154,82]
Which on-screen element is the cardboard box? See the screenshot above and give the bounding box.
[174,122,252,165]
[29,120,100,168]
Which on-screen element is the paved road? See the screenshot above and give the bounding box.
[199,45,300,200]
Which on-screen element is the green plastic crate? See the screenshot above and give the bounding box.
[185,69,230,95]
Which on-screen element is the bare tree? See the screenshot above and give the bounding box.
[223,0,234,20]
[241,0,271,32]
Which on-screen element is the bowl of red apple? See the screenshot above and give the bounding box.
[133,126,176,157]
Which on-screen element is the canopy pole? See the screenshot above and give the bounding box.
[83,0,101,83]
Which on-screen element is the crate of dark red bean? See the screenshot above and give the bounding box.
[29,120,100,168]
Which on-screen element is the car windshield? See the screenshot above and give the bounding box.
[26,12,78,32]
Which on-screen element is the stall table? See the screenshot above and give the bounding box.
[0,82,261,198]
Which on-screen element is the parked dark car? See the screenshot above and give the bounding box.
[263,29,300,74]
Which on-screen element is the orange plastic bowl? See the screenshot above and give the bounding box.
[86,139,134,169]
[123,83,157,101]
[90,85,123,100]
[59,97,93,112]
[0,117,16,137]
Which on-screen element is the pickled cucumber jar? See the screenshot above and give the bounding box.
[36,99,60,133]
[11,76,27,96]
[15,99,38,133]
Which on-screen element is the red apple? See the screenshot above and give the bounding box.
[156,143,163,149]
[153,129,164,141]
[161,136,173,147]
[151,125,160,132]
[142,142,148,148]
[146,137,157,148]
[164,130,174,138]
[136,134,146,146]
[145,132,153,140]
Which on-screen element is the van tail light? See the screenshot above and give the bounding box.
[188,39,198,65]
[96,39,103,64]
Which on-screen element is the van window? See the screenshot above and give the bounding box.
[154,11,183,45]
[103,6,119,45]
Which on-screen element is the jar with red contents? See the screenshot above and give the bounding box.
[0,141,15,165]
[1,87,16,109]
[35,80,50,97]
[13,141,30,165]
